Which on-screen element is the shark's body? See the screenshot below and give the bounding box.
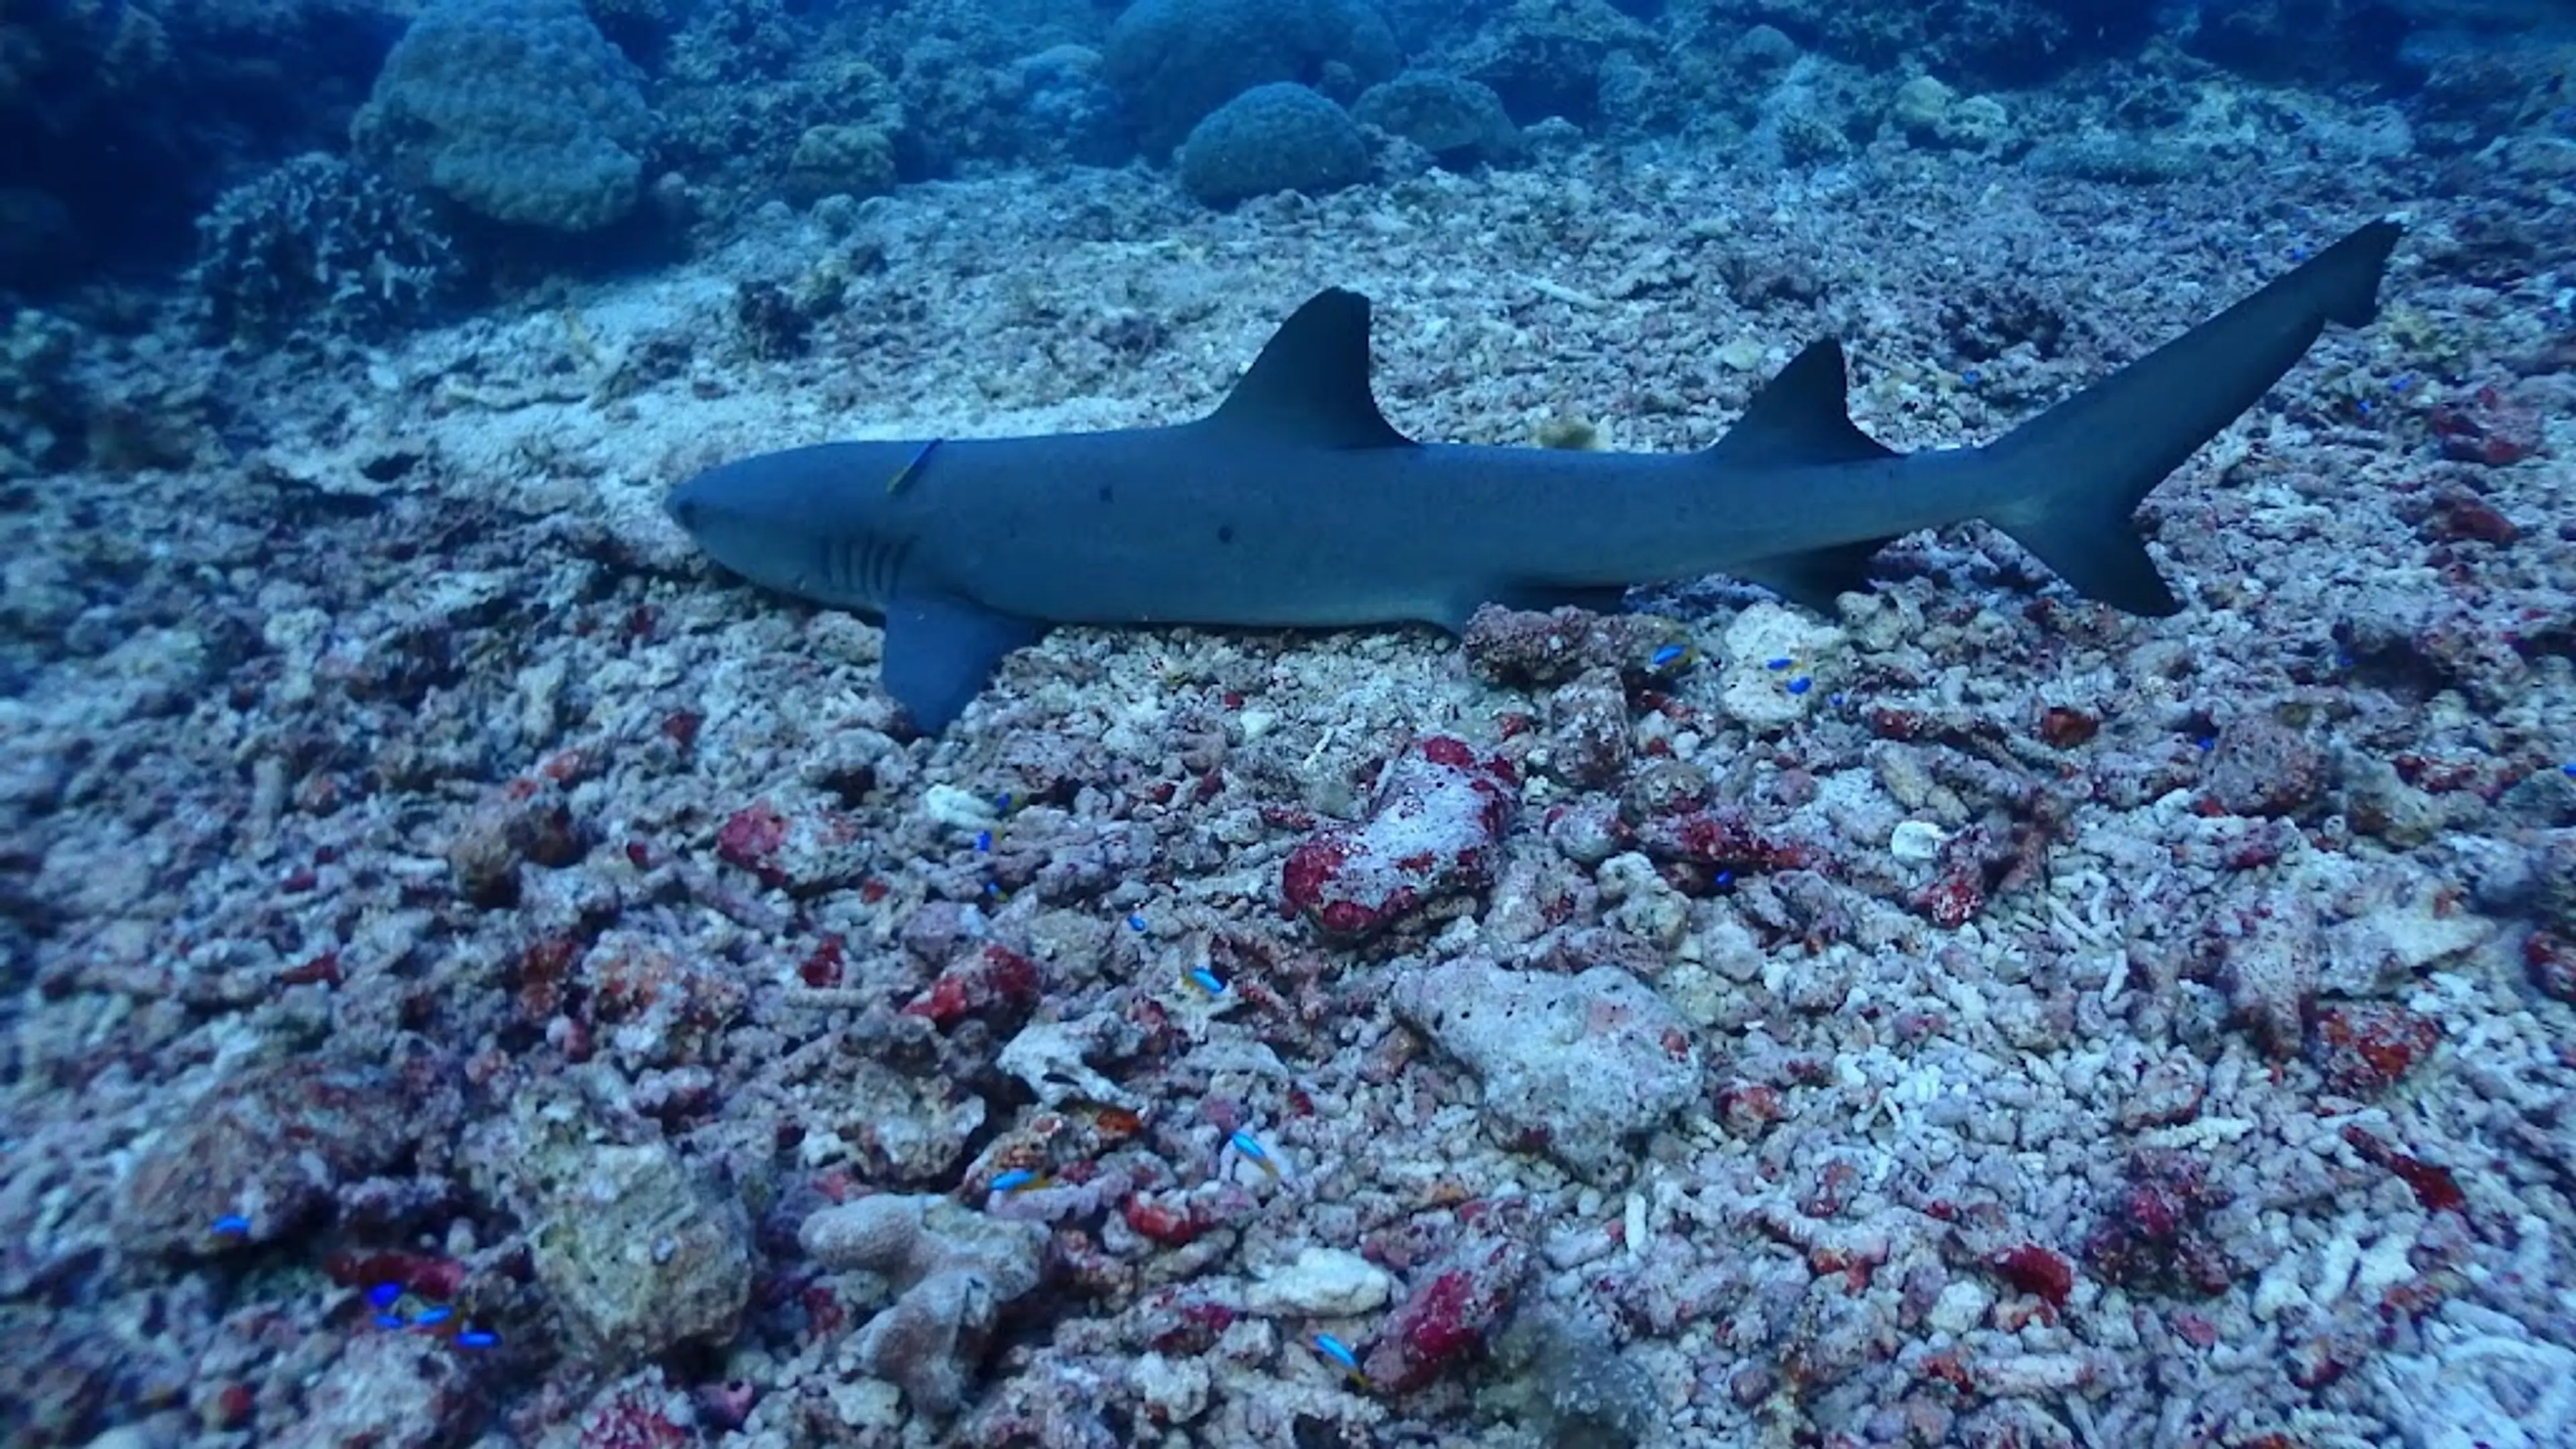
[667,221,2401,731]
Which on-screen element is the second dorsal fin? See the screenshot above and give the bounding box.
[1703,341,1897,468]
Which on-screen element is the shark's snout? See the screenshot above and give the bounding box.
[663,473,712,535]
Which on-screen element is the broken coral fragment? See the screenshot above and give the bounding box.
[800,1193,1048,1417]
[1242,1246,1395,1318]
[489,1079,755,1364]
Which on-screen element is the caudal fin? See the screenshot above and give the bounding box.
[1983,220,2402,615]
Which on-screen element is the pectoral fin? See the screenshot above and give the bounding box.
[881,592,1042,731]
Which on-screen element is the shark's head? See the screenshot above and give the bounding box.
[663,441,921,614]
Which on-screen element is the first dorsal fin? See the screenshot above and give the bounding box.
[1703,341,1898,468]
[1208,289,1414,449]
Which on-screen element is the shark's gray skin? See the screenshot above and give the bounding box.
[667,221,2400,731]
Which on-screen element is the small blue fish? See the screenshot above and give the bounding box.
[1766,657,1792,670]
[973,829,991,852]
[884,437,944,494]
[367,1283,405,1310]
[991,1168,1053,1194]
[1126,912,1148,932]
[1315,1332,1369,1389]
[1786,676,1812,696]
[1650,643,1687,669]
[209,1214,250,1236]
[413,1305,455,1328]
[1228,1129,1281,1178]
[1183,965,1226,997]
[455,1329,500,1349]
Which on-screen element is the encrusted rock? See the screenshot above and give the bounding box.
[272,1332,476,1449]
[2204,714,2332,818]
[1391,959,1700,1183]
[1544,666,1632,787]
[1461,604,1693,689]
[1485,1307,1658,1449]
[516,1124,753,1364]
[445,779,584,907]
[1619,758,1711,820]
[1362,1196,1535,1391]
[1281,736,1517,938]
[117,1053,451,1256]
[2206,892,2323,1057]
[1546,796,1629,866]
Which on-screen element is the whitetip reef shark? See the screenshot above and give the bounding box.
[666,221,2400,732]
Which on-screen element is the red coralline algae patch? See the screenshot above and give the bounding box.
[1362,1198,1535,1392]
[713,800,872,896]
[902,943,1044,1031]
[1281,736,1517,940]
[2415,488,2519,545]
[1990,1243,2076,1309]
[798,934,847,988]
[573,1370,696,1449]
[325,1248,470,1302]
[2083,1150,2233,1297]
[1628,802,1814,879]
[2529,930,2576,1003]
[715,803,787,871]
[1135,1290,1240,1354]
[2305,1002,2442,1096]
[2426,384,2542,466]
[2343,1126,2467,1214]
[1121,1191,1216,1249]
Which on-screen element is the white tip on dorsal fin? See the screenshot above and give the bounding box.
[1208,289,1414,450]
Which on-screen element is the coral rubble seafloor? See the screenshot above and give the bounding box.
[4,0,2576,1446]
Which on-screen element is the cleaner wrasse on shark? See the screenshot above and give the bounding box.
[665,221,2402,732]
